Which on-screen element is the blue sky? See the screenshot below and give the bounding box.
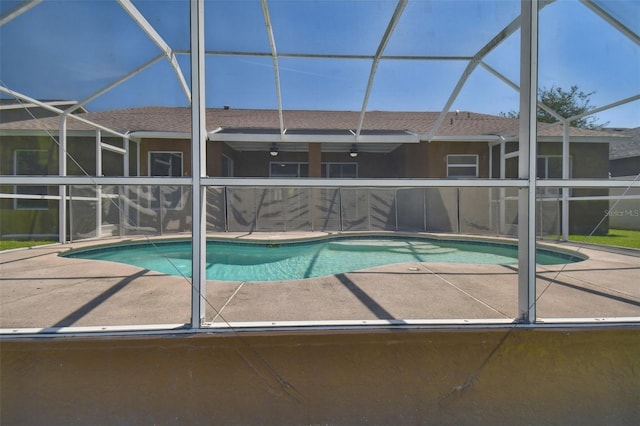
[1,0,638,127]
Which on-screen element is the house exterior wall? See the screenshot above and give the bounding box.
[562,142,609,235]
[140,139,191,176]
[402,142,430,178]
[0,133,616,239]
[610,157,640,178]
[608,187,640,230]
[425,141,490,178]
[500,141,611,235]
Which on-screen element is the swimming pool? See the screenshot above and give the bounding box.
[62,235,585,282]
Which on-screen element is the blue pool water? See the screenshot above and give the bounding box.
[63,236,584,282]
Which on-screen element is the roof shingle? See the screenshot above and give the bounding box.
[0,106,625,140]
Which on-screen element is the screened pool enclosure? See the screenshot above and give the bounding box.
[0,0,638,334]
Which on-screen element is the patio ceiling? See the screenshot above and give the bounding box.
[0,0,638,138]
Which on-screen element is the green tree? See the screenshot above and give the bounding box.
[501,85,607,129]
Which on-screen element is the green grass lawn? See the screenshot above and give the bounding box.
[0,240,55,251]
[2,230,639,251]
[569,228,640,249]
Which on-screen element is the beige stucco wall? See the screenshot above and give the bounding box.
[2,328,638,424]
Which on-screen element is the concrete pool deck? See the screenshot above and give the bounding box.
[1,233,639,332]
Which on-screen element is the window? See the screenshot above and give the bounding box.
[13,149,49,210]
[148,152,183,210]
[537,155,570,179]
[322,163,357,178]
[447,154,478,178]
[270,162,358,178]
[537,155,572,196]
[270,162,309,177]
[149,151,182,177]
[222,154,233,177]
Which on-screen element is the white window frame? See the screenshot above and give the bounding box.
[537,155,572,179]
[446,154,479,178]
[148,151,183,178]
[13,149,49,210]
[148,151,185,210]
[222,154,233,177]
[537,155,572,197]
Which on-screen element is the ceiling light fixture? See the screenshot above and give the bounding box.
[269,143,279,157]
[349,144,358,158]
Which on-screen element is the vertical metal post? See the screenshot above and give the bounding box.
[456,188,461,234]
[96,130,102,238]
[394,189,398,230]
[499,142,506,235]
[68,187,73,243]
[58,115,67,244]
[224,187,229,232]
[488,144,493,233]
[282,188,287,232]
[119,186,124,238]
[339,188,343,231]
[367,189,371,230]
[562,121,570,241]
[123,137,129,237]
[190,0,206,328]
[123,138,129,177]
[518,0,538,323]
[135,140,140,177]
[423,188,427,231]
[135,141,141,231]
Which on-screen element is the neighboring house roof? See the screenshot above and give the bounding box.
[0,99,88,123]
[606,127,640,160]
[0,106,626,141]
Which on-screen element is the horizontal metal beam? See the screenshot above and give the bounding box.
[175,50,474,61]
[537,179,640,188]
[2,176,190,185]
[3,317,639,338]
[210,132,420,144]
[100,142,127,155]
[0,193,61,201]
[200,178,530,188]
[4,176,636,189]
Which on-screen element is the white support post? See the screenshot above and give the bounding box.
[123,138,129,178]
[488,143,493,231]
[518,0,538,323]
[123,137,130,237]
[58,115,68,244]
[562,121,570,241]
[499,142,506,234]
[190,0,207,328]
[96,130,102,238]
[135,140,140,177]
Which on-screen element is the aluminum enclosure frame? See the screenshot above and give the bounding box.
[0,0,638,334]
